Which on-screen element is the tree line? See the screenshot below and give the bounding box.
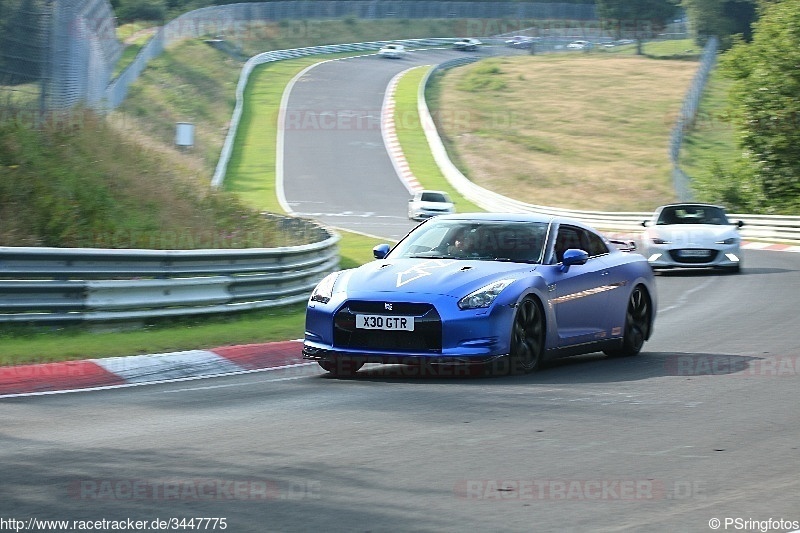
[717,0,800,213]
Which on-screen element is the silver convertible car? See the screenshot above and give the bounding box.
[641,203,744,273]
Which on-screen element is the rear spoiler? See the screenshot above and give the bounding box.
[608,239,637,252]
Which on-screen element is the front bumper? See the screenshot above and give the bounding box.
[409,209,454,221]
[643,245,741,269]
[304,297,517,364]
[302,344,506,366]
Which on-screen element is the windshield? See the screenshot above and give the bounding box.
[657,205,729,225]
[420,192,450,203]
[389,219,548,263]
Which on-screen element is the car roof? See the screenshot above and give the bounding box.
[655,202,727,211]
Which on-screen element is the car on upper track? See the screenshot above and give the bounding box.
[407,190,456,221]
[453,38,482,51]
[505,36,536,49]
[303,213,657,376]
[378,43,406,59]
[641,203,744,273]
[566,40,593,50]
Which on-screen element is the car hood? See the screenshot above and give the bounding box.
[648,224,739,246]
[340,258,536,298]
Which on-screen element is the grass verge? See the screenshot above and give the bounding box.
[432,53,699,212]
[393,65,482,213]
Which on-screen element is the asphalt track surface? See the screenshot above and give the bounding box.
[2,251,800,532]
[281,48,492,240]
[2,50,800,532]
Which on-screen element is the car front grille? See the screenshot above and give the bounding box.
[668,249,720,264]
[333,301,442,353]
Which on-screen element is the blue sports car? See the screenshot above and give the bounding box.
[303,213,656,375]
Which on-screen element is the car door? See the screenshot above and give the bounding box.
[548,225,612,347]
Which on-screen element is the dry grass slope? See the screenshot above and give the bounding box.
[437,55,698,212]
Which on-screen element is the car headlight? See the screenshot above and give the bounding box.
[458,279,514,310]
[651,237,671,245]
[715,237,738,245]
[310,272,340,304]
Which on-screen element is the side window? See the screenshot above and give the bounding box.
[585,231,609,258]
[554,226,582,263]
[554,226,608,262]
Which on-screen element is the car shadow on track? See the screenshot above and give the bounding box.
[317,351,768,385]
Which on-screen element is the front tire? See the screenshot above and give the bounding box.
[508,297,545,375]
[604,286,651,357]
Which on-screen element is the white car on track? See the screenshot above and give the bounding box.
[408,190,456,221]
[379,44,406,59]
[641,203,744,273]
[566,40,593,50]
[453,38,482,51]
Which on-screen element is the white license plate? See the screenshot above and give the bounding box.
[356,314,414,331]
[679,249,711,258]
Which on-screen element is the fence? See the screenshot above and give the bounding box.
[0,0,596,114]
[0,221,339,324]
[105,1,596,109]
[0,0,122,114]
[669,36,718,202]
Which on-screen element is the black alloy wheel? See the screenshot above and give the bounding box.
[604,285,650,357]
[508,297,545,375]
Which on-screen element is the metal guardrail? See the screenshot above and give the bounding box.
[419,57,800,243]
[0,224,340,324]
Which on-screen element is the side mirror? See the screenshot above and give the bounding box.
[737,220,744,228]
[641,220,650,227]
[560,249,589,272]
[373,243,391,259]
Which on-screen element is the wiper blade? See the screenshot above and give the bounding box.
[493,257,539,264]
[407,254,453,259]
